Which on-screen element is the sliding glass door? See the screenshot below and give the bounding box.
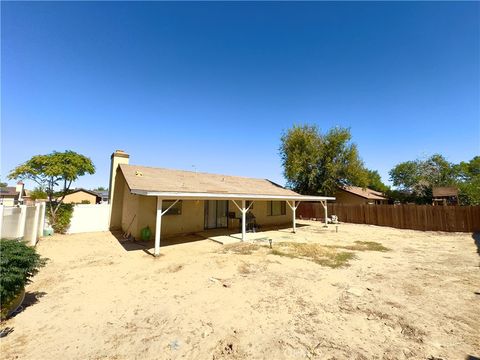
[204,200,228,229]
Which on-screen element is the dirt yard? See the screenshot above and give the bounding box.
[1,221,479,359]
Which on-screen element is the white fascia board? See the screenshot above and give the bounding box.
[130,189,335,202]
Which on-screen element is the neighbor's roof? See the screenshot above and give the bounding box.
[67,188,102,198]
[339,186,387,200]
[432,186,458,197]
[0,187,18,197]
[119,164,334,201]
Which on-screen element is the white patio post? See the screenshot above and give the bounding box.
[322,200,328,227]
[292,201,296,233]
[18,205,27,239]
[286,201,300,233]
[0,205,4,239]
[241,200,246,241]
[154,198,162,257]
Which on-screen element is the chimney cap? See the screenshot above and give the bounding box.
[17,181,24,185]
[111,150,130,159]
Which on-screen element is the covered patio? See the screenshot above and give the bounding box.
[130,191,335,256]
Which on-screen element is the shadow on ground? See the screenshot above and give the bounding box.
[472,233,479,256]
[8,291,47,320]
[111,231,207,256]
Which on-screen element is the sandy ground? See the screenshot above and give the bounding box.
[1,221,479,360]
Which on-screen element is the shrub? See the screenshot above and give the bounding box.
[0,239,47,317]
[47,203,74,234]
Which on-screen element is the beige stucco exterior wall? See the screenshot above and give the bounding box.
[0,197,15,206]
[227,200,292,230]
[116,194,294,240]
[63,191,98,204]
[334,190,368,205]
[110,168,126,230]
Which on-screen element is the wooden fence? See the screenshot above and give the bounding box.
[297,203,480,232]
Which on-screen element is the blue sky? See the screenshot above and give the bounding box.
[1,2,479,191]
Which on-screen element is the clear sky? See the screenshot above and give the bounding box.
[1,1,479,191]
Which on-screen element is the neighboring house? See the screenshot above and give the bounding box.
[108,150,335,256]
[335,186,388,205]
[63,188,101,204]
[0,182,26,206]
[95,190,109,203]
[432,187,458,206]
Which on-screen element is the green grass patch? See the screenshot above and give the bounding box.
[220,240,389,268]
[221,242,260,255]
[342,241,390,252]
[270,242,356,268]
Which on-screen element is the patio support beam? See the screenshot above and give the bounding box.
[321,200,328,227]
[286,201,301,233]
[154,198,162,257]
[241,200,246,241]
[232,200,254,242]
[154,198,180,257]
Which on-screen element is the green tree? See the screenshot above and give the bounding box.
[364,169,389,193]
[8,151,95,228]
[389,154,480,204]
[454,156,480,205]
[389,154,457,201]
[93,186,107,191]
[280,125,368,195]
[29,187,48,201]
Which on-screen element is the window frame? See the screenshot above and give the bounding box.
[162,200,183,216]
[267,201,286,216]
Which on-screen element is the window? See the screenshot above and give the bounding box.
[162,200,182,215]
[267,201,286,216]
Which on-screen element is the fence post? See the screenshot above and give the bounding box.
[37,202,46,238]
[0,205,4,238]
[30,203,41,246]
[17,205,27,239]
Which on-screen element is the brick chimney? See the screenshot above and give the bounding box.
[108,150,129,205]
[16,181,24,202]
[108,150,129,229]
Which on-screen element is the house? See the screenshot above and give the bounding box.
[108,150,335,256]
[0,182,27,206]
[335,186,388,205]
[432,186,458,206]
[63,188,102,204]
[95,190,109,204]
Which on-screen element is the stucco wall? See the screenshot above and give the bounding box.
[334,190,369,205]
[63,191,98,204]
[68,204,110,234]
[227,200,292,230]
[110,169,126,230]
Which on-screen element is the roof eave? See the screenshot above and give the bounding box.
[130,189,335,202]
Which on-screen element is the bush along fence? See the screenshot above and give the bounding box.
[0,203,46,245]
[297,203,480,233]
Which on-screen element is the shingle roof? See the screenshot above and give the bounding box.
[432,187,458,197]
[119,164,299,197]
[339,186,387,200]
[68,188,102,198]
[0,187,18,197]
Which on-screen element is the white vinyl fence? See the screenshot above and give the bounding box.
[0,203,46,245]
[67,204,111,234]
